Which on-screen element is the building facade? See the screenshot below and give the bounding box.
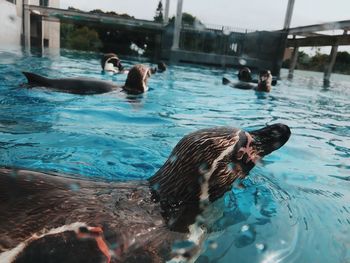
[0,0,60,49]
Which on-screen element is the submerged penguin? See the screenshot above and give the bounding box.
[0,123,290,262]
[22,64,152,95]
[223,68,275,92]
[150,61,167,74]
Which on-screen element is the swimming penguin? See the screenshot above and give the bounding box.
[22,64,152,95]
[238,67,253,82]
[101,53,127,74]
[153,61,167,73]
[149,61,167,75]
[0,123,291,262]
[223,68,275,92]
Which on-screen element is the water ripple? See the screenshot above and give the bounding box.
[0,50,349,263]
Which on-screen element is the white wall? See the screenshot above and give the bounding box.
[43,19,60,48]
[41,0,60,48]
[0,0,22,48]
[50,0,60,8]
[1,0,61,49]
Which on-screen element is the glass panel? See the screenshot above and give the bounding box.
[39,0,49,7]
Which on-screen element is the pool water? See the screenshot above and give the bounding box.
[0,48,349,263]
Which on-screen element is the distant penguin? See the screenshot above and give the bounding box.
[223,67,275,92]
[150,61,167,74]
[101,53,126,74]
[156,61,167,73]
[238,67,253,82]
[256,69,273,92]
[22,64,152,95]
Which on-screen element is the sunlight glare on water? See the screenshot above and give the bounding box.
[0,48,349,263]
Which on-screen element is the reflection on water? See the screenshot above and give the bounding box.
[0,49,349,262]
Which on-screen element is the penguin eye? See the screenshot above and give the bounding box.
[79,226,89,233]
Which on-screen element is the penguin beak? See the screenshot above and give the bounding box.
[249,123,291,157]
[117,62,124,71]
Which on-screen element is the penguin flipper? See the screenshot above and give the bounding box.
[222,77,231,85]
[22,72,51,87]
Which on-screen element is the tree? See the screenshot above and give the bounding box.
[61,24,102,51]
[67,6,82,12]
[169,13,204,27]
[90,9,105,15]
[334,51,350,74]
[154,0,163,23]
[309,51,328,71]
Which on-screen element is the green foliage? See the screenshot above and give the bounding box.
[283,50,350,75]
[169,12,204,27]
[308,51,328,71]
[154,0,163,23]
[90,9,105,15]
[334,51,350,74]
[67,6,81,12]
[182,13,196,26]
[297,51,310,65]
[61,23,102,51]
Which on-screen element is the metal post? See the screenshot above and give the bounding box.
[323,30,347,86]
[164,0,170,24]
[283,0,295,30]
[323,45,338,86]
[41,18,45,49]
[23,0,31,49]
[288,44,299,79]
[171,0,183,50]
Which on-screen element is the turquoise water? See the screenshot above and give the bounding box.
[0,49,349,263]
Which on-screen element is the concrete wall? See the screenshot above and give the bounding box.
[0,0,60,49]
[43,0,60,48]
[43,18,60,48]
[0,0,22,48]
[32,0,60,48]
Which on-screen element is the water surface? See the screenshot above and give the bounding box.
[0,48,349,263]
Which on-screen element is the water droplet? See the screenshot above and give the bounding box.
[109,242,119,249]
[227,162,235,171]
[256,243,266,252]
[199,163,209,174]
[171,240,197,258]
[208,240,218,250]
[69,183,79,191]
[239,59,247,65]
[151,183,160,191]
[241,224,249,232]
[235,225,256,248]
[169,154,177,163]
[196,214,205,225]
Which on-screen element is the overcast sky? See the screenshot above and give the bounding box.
[60,0,349,29]
[60,0,350,53]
